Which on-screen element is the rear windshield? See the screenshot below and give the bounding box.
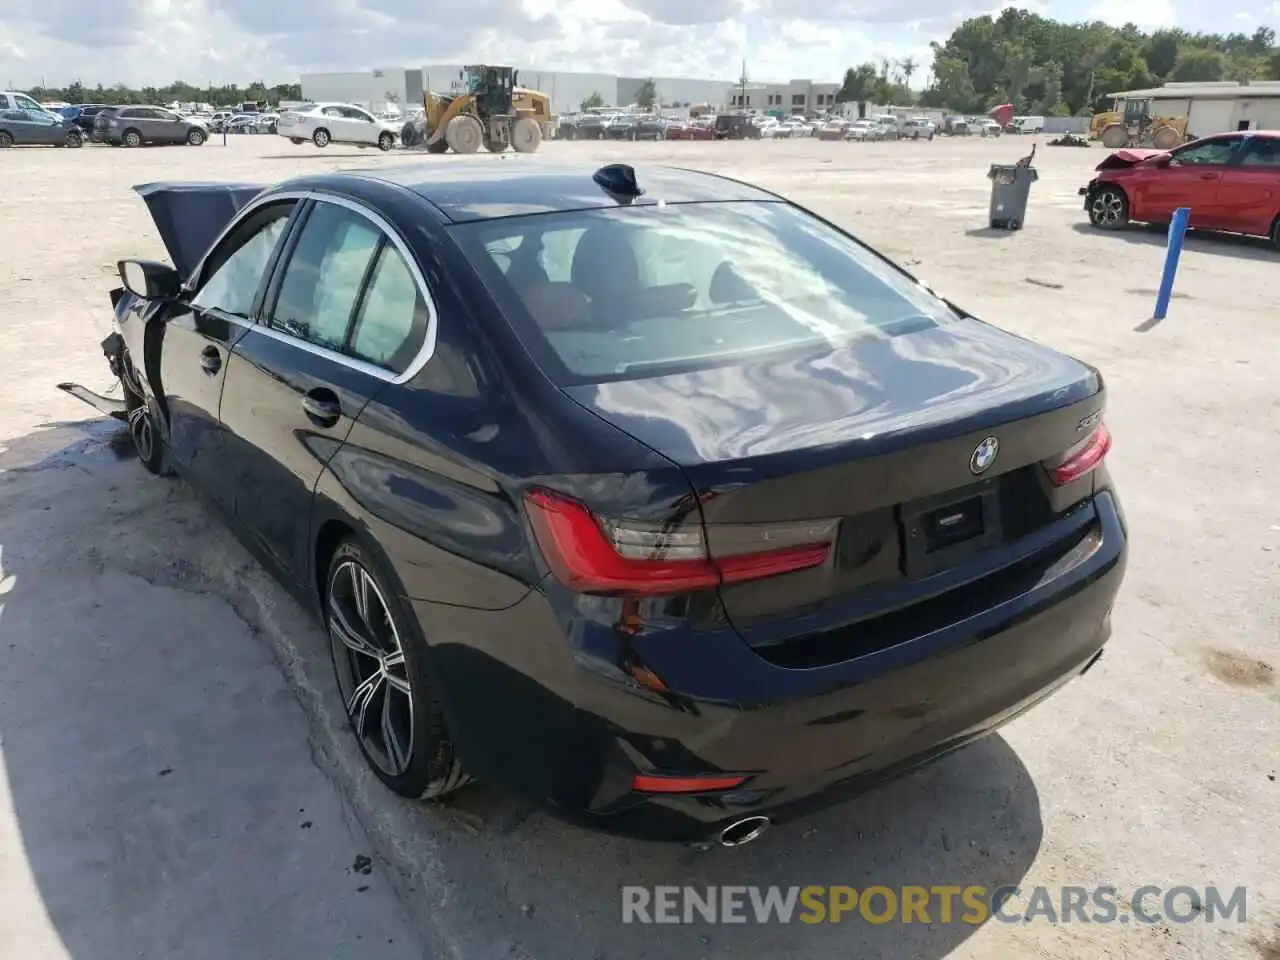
[452,201,956,386]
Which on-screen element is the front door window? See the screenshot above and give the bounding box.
[191,203,296,318]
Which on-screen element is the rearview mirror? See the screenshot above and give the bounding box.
[119,259,182,300]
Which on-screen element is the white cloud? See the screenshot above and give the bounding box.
[1,0,1254,90]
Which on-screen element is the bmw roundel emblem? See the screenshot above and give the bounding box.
[970,436,999,475]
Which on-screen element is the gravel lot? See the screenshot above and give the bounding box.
[0,133,1276,960]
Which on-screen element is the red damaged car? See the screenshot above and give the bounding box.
[1080,131,1280,250]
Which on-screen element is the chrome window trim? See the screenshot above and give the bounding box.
[185,188,439,386]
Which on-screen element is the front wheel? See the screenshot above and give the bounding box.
[511,116,542,154]
[325,540,470,799]
[1088,186,1130,230]
[0,131,12,148]
[119,353,170,476]
[378,131,395,151]
[66,130,84,148]
[1270,216,1280,253]
[187,128,206,146]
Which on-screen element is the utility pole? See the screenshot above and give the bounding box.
[739,60,748,111]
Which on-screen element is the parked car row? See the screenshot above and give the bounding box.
[557,112,774,141]
[210,111,280,135]
[0,102,213,147]
[551,111,962,144]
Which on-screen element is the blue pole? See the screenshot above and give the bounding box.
[1154,207,1190,320]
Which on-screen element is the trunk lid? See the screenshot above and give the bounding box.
[562,318,1104,634]
[132,181,268,280]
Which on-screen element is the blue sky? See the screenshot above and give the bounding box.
[2,0,1276,89]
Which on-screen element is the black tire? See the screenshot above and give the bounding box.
[484,137,508,153]
[378,131,395,151]
[1271,216,1280,252]
[66,130,83,148]
[426,139,449,154]
[122,128,142,147]
[290,137,304,145]
[325,539,470,800]
[0,131,12,148]
[1088,185,1130,230]
[312,127,330,147]
[187,127,206,146]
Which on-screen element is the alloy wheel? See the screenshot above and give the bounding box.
[328,560,414,777]
[1090,190,1125,228]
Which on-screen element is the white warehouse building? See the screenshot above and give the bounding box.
[300,66,789,115]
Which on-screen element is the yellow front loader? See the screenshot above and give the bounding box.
[1091,98,1188,150]
[403,65,553,154]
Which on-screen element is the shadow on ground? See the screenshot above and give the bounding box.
[0,420,422,960]
[0,419,1045,960]
[963,227,1018,240]
[1070,221,1277,262]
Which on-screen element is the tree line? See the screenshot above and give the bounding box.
[19,79,304,107]
[838,9,1279,116]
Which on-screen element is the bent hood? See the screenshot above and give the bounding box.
[1095,149,1165,172]
[133,181,269,280]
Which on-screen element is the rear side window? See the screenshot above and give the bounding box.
[1240,137,1280,166]
[455,201,954,385]
[349,245,430,374]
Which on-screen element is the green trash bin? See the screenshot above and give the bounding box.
[987,163,1039,230]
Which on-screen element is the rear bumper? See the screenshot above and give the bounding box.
[420,490,1127,842]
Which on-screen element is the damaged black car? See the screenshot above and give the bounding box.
[62,163,1127,844]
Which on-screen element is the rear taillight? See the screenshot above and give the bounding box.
[1046,422,1111,486]
[524,490,835,596]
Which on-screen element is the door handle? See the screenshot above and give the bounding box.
[301,389,341,427]
[200,346,221,375]
[1199,172,1219,179]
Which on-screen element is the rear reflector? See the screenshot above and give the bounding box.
[1047,422,1111,486]
[524,490,834,596]
[632,773,748,794]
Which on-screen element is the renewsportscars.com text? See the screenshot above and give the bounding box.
[621,885,1247,925]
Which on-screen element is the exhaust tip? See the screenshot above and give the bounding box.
[719,816,771,848]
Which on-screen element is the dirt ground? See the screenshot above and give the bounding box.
[0,133,1276,960]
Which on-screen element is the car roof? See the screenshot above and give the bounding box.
[343,161,782,223]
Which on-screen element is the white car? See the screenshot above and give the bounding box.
[844,119,878,141]
[277,102,401,150]
[755,117,782,138]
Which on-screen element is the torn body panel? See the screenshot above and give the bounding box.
[1094,149,1166,171]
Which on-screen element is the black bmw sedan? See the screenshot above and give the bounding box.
[71,161,1126,845]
